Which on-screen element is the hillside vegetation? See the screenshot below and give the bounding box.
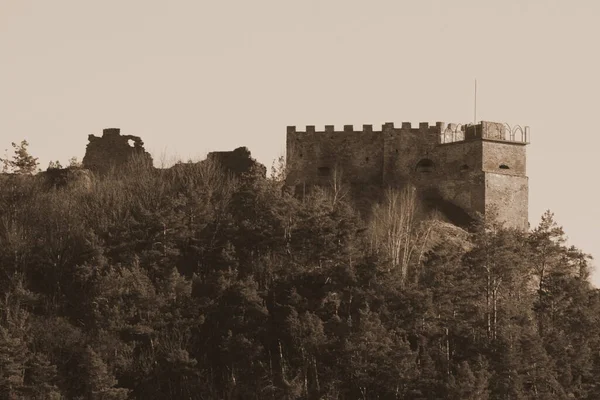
[0,149,598,400]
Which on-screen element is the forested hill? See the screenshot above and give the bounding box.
[0,153,598,399]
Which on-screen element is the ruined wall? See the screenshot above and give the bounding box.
[82,128,153,173]
[41,167,92,190]
[206,146,266,177]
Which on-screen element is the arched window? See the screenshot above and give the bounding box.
[416,159,434,173]
[499,164,510,170]
[460,164,469,172]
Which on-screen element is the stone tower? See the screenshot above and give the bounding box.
[285,121,529,230]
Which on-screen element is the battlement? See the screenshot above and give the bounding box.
[288,121,530,146]
[286,121,448,135]
[441,121,530,145]
[286,118,530,230]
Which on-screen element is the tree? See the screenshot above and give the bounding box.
[1,140,39,175]
[79,347,130,400]
[47,161,63,170]
[448,360,490,400]
[464,211,530,342]
[367,185,434,286]
[68,157,83,168]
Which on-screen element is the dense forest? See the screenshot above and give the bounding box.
[0,142,598,400]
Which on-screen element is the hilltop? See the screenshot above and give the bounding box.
[0,131,598,399]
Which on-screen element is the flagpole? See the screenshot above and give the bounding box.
[474,79,477,125]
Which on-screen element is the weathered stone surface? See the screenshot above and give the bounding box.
[80,128,264,182]
[286,121,529,230]
[206,147,266,177]
[82,128,153,173]
[40,167,92,190]
[485,173,529,230]
[167,146,266,179]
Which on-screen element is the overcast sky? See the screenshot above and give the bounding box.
[2,0,599,285]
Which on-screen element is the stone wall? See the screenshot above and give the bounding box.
[485,173,529,230]
[206,147,266,177]
[482,141,527,175]
[286,125,385,187]
[430,140,486,221]
[82,128,153,173]
[382,122,444,186]
[286,120,530,229]
[41,167,92,190]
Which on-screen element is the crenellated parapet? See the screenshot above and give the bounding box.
[287,121,448,136]
[287,121,531,148]
[441,121,530,144]
[285,119,530,230]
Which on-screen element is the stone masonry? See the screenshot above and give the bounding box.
[82,128,153,173]
[286,121,530,230]
[82,128,263,178]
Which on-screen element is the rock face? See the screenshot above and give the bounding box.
[286,121,530,230]
[422,220,472,254]
[82,128,153,174]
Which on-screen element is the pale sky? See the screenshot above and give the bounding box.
[2,0,599,286]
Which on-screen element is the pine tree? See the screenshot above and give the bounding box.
[1,140,39,175]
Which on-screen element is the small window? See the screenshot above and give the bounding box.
[499,164,510,170]
[365,157,370,162]
[318,166,330,176]
[460,164,469,172]
[416,158,434,173]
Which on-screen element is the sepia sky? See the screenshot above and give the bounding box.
[2,0,599,286]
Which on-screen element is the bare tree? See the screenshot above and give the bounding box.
[328,165,349,207]
[368,185,418,284]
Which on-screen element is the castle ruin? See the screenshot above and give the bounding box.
[82,128,264,177]
[285,121,530,230]
[78,123,529,229]
[82,128,153,173]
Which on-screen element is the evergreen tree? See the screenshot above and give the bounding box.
[1,140,39,175]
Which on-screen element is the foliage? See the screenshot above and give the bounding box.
[0,146,598,399]
[1,140,39,175]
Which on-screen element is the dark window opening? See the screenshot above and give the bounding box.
[318,166,330,176]
[365,157,369,162]
[460,164,469,172]
[499,164,510,170]
[395,149,399,154]
[299,153,303,158]
[416,158,434,173]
